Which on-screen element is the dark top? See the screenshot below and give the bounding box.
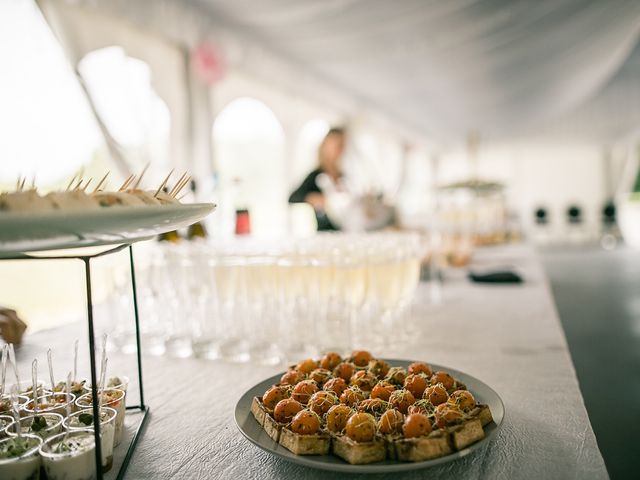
[288,168,338,231]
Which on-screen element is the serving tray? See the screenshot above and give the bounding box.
[234,359,504,473]
[0,203,215,256]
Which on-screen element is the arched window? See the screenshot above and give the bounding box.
[212,97,286,237]
[0,0,101,186]
[79,46,171,172]
[292,119,330,187]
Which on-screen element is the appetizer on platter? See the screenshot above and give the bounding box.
[40,430,96,480]
[0,434,43,479]
[0,170,192,214]
[250,351,494,465]
[4,413,64,439]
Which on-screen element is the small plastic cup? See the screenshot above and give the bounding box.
[0,434,43,480]
[64,407,117,472]
[75,388,125,446]
[40,430,96,480]
[0,394,30,418]
[5,413,64,439]
[6,381,49,398]
[0,415,15,439]
[23,393,76,417]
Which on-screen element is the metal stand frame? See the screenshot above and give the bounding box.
[3,244,149,479]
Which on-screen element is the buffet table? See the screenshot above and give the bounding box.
[13,244,608,479]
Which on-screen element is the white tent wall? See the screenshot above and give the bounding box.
[38,0,196,184]
[21,0,640,241]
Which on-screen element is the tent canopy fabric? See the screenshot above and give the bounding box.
[47,0,640,144]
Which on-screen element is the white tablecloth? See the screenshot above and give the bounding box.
[14,244,608,479]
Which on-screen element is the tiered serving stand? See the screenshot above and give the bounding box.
[0,203,215,479]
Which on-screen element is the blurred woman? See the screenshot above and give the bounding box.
[289,127,346,230]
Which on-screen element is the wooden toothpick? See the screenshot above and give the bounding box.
[154,169,174,197]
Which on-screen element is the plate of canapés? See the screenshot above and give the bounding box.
[0,171,215,254]
[0,352,130,479]
[235,350,504,473]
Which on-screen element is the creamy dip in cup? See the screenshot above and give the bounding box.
[75,389,125,446]
[0,434,43,480]
[40,430,96,480]
[64,407,117,472]
[5,413,64,440]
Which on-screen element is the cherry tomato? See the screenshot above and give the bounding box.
[430,371,455,391]
[308,391,338,416]
[367,359,390,379]
[340,387,365,407]
[384,367,408,386]
[404,374,428,398]
[350,350,373,367]
[333,362,356,382]
[345,412,376,442]
[290,409,321,435]
[273,398,303,423]
[296,358,319,375]
[291,380,318,405]
[326,404,353,433]
[358,398,390,416]
[408,362,433,377]
[402,413,432,438]
[378,409,404,434]
[370,381,395,401]
[262,385,291,410]
[320,352,342,371]
[309,368,333,387]
[449,390,475,412]
[350,370,377,392]
[280,370,305,385]
[424,383,449,405]
[434,403,464,428]
[389,389,416,414]
[408,399,435,416]
[323,377,348,397]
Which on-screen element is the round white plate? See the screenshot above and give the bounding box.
[0,203,215,256]
[234,359,505,473]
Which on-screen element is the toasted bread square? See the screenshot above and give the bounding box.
[263,413,284,442]
[332,435,386,465]
[394,430,452,461]
[471,404,493,427]
[251,397,267,426]
[449,418,484,450]
[279,427,331,455]
[378,433,402,460]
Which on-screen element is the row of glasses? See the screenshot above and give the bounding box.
[102,232,427,364]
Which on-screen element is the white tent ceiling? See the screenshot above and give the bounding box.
[54,0,640,144]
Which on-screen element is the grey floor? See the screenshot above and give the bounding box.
[540,245,640,480]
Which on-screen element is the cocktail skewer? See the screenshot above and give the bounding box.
[73,340,79,383]
[47,349,55,392]
[171,174,191,198]
[93,172,110,193]
[8,344,19,386]
[31,359,38,414]
[154,169,174,197]
[119,174,134,192]
[66,174,78,191]
[10,387,21,441]
[0,345,7,397]
[168,172,187,197]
